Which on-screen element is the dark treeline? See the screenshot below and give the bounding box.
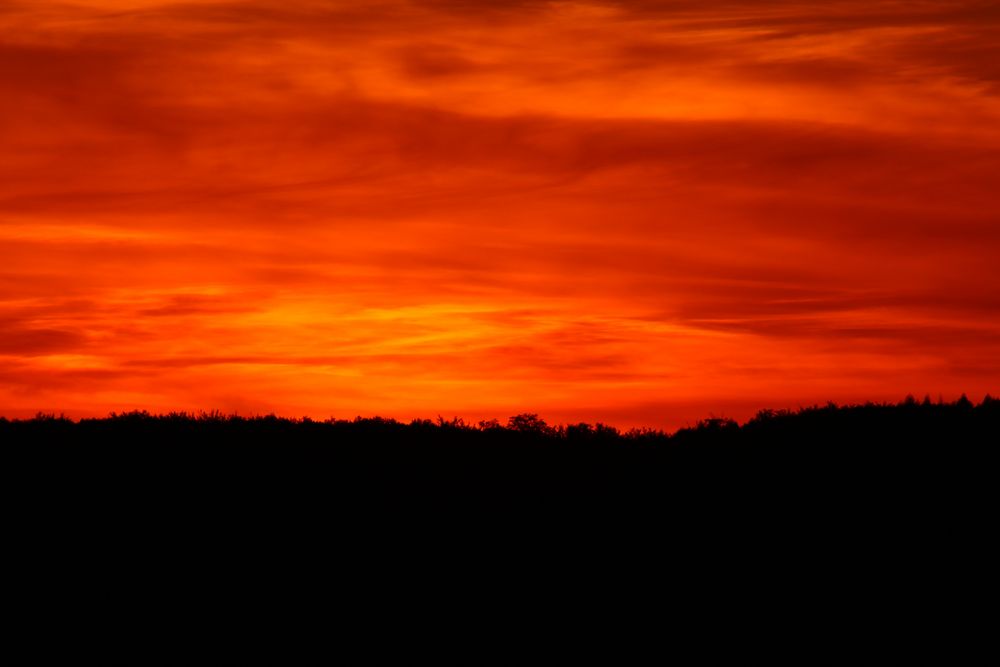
[5,395,997,654]
[7,391,999,440]
[4,394,998,516]
[7,392,999,562]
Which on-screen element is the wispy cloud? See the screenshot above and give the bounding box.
[2,1,998,426]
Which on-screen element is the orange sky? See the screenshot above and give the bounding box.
[2,0,999,428]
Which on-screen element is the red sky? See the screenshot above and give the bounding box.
[2,0,999,428]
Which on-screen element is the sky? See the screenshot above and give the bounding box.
[2,0,999,428]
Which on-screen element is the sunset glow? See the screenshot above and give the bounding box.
[3,1,999,428]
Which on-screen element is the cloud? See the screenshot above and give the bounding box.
[2,1,999,427]
[0,326,88,356]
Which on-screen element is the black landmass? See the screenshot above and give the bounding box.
[5,394,997,518]
[5,395,997,654]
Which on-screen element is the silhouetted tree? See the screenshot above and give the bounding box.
[507,413,552,434]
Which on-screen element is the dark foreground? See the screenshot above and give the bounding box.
[4,397,997,655]
[5,396,997,514]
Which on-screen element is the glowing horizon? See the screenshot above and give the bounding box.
[3,1,999,428]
